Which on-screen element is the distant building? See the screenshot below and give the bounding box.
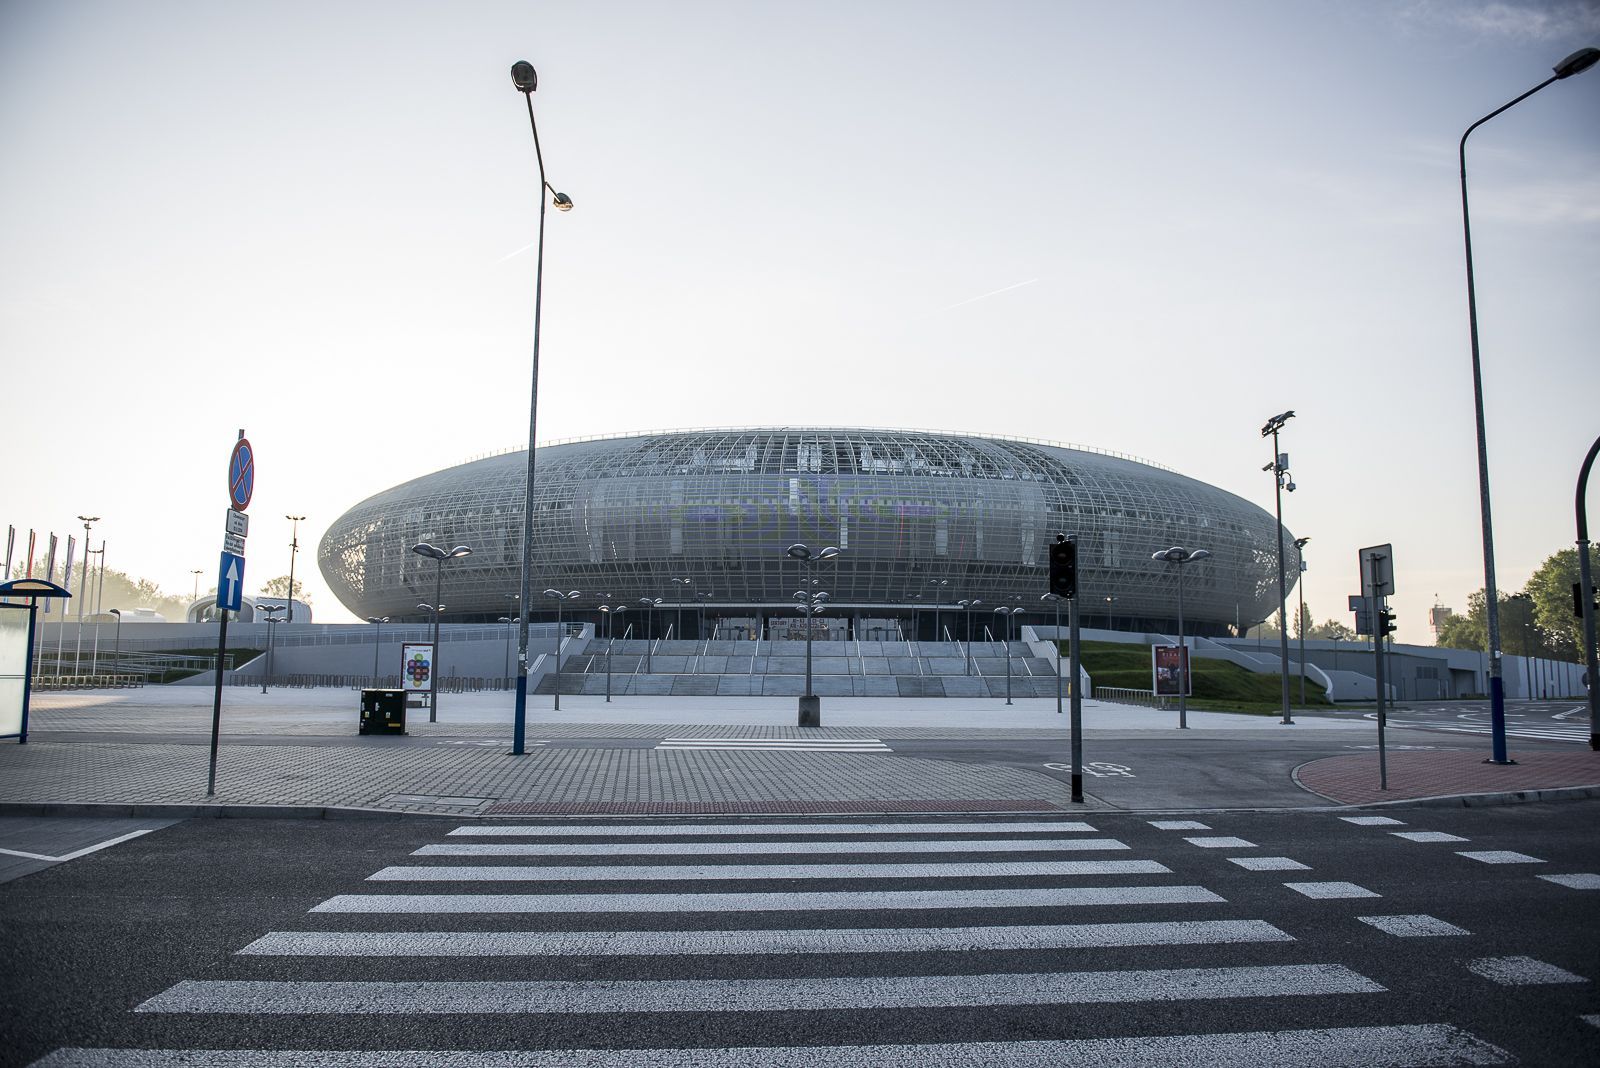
[186,596,313,624]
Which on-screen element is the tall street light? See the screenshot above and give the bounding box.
[498,617,515,682]
[638,597,663,672]
[75,515,99,674]
[258,603,285,694]
[1459,46,1598,764]
[1042,593,1065,716]
[928,578,948,640]
[1294,536,1311,706]
[544,588,580,710]
[672,577,691,640]
[191,569,203,605]
[509,58,574,758]
[1261,410,1297,726]
[957,598,982,674]
[412,542,472,722]
[1152,546,1211,729]
[787,543,840,727]
[994,605,1023,705]
[284,515,305,622]
[366,616,388,687]
[1510,593,1536,700]
[1574,434,1600,748]
[599,604,626,702]
[108,608,124,680]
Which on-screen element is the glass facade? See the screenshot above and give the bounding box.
[318,428,1298,636]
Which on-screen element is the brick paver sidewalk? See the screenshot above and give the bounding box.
[1294,748,1600,805]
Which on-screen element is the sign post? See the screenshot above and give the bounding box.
[209,432,253,796]
[1358,544,1393,790]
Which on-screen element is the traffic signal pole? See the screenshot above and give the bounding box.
[1373,596,1387,791]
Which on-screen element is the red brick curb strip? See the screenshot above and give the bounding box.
[483,799,1062,815]
[1293,749,1600,806]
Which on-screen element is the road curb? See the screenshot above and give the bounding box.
[0,801,454,821]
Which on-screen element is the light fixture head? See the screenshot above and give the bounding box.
[1555,46,1599,78]
[510,61,538,92]
[1188,549,1212,562]
[449,545,473,559]
[1294,536,1311,548]
[412,542,444,560]
[552,191,573,212]
[786,544,812,561]
[818,546,841,561]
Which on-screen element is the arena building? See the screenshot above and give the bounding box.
[318,427,1298,639]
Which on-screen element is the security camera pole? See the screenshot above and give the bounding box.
[1262,410,1296,725]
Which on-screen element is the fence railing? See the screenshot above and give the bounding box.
[31,674,145,691]
[227,674,514,692]
[1094,686,1173,710]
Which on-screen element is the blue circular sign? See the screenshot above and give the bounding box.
[229,438,255,511]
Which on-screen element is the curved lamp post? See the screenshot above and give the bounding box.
[412,542,472,722]
[1576,434,1600,748]
[787,543,840,726]
[1459,46,1598,764]
[1152,546,1211,729]
[957,598,983,674]
[1261,411,1296,725]
[366,616,389,686]
[544,589,580,710]
[509,59,574,758]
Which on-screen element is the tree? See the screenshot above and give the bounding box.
[259,575,310,604]
[1523,546,1600,659]
[1434,588,1559,658]
[1293,604,1313,640]
[1311,620,1356,641]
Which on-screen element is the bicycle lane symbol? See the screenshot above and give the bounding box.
[1044,761,1135,778]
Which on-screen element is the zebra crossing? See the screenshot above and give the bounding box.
[1422,721,1592,744]
[29,816,1538,1066]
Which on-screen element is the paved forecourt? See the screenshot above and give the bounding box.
[24,802,1600,1066]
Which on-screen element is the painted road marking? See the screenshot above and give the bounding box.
[1284,882,1380,900]
[413,838,1132,857]
[134,965,1385,1014]
[1183,837,1257,849]
[239,919,1296,958]
[447,821,1099,837]
[1148,820,1209,830]
[1228,857,1310,872]
[310,885,1228,914]
[1456,851,1544,865]
[655,738,893,752]
[21,1025,1516,1067]
[1538,873,1600,889]
[1466,956,1587,986]
[1339,816,1405,826]
[1390,832,1469,843]
[0,829,154,863]
[1357,915,1469,938]
[367,859,1173,882]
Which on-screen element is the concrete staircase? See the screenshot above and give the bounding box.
[535,638,1068,697]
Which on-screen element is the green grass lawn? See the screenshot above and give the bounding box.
[1069,639,1332,714]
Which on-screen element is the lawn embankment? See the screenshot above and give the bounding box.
[1070,639,1332,714]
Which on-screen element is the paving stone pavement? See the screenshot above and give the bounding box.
[1294,749,1600,805]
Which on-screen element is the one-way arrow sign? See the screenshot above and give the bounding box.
[218,551,245,613]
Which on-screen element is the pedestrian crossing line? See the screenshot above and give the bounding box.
[1538,873,1600,889]
[1184,837,1257,849]
[133,964,1384,1014]
[239,919,1296,957]
[655,738,893,752]
[1357,915,1469,938]
[23,1023,1517,1066]
[1427,724,1589,742]
[366,860,1172,882]
[447,820,1100,837]
[310,885,1228,914]
[413,837,1132,857]
[1466,956,1588,986]
[1456,851,1544,865]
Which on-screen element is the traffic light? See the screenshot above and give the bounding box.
[1378,608,1397,637]
[1575,582,1598,620]
[1048,536,1077,598]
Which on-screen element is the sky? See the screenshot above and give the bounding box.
[1,0,1597,644]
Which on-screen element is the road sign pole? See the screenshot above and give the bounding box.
[208,610,227,796]
[1068,534,1083,804]
[1371,595,1387,791]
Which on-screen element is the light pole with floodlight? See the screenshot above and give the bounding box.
[599,604,626,702]
[1261,410,1296,725]
[787,543,840,726]
[639,596,663,672]
[994,605,1022,705]
[1042,592,1064,716]
[366,616,388,686]
[544,588,579,709]
[928,578,948,640]
[957,598,982,674]
[74,515,99,674]
[108,608,123,680]
[509,59,574,758]
[258,604,285,694]
[1152,546,1211,729]
[284,515,305,622]
[1459,46,1598,763]
[412,542,472,722]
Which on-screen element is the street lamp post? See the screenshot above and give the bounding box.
[1459,47,1598,763]
[1575,434,1600,749]
[366,616,388,686]
[672,577,691,640]
[1261,410,1297,725]
[509,59,575,759]
[108,608,123,680]
[956,598,982,674]
[1104,596,1114,632]
[191,569,203,606]
[1042,592,1064,716]
[638,597,663,672]
[928,579,948,640]
[1294,536,1311,706]
[1510,593,1535,700]
[258,604,285,694]
[412,542,472,722]
[74,515,99,675]
[1153,546,1211,729]
[599,605,625,702]
[284,515,305,622]
[994,605,1022,705]
[544,588,580,710]
[498,617,515,682]
[787,543,840,727]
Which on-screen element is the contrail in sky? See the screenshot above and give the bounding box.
[944,277,1040,310]
[497,240,540,263]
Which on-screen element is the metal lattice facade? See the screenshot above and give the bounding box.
[318,428,1298,635]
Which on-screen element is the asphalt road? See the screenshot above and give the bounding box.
[4,802,1598,1065]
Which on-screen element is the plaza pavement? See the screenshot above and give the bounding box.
[2,687,1596,817]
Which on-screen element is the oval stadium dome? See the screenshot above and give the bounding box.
[318,428,1298,637]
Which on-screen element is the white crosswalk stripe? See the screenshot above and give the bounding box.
[654,738,893,752]
[33,816,1521,1067]
[1409,722,1590,743]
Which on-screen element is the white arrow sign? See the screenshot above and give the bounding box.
[218,551,245,612]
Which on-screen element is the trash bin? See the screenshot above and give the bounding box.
[360,688,407,735]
